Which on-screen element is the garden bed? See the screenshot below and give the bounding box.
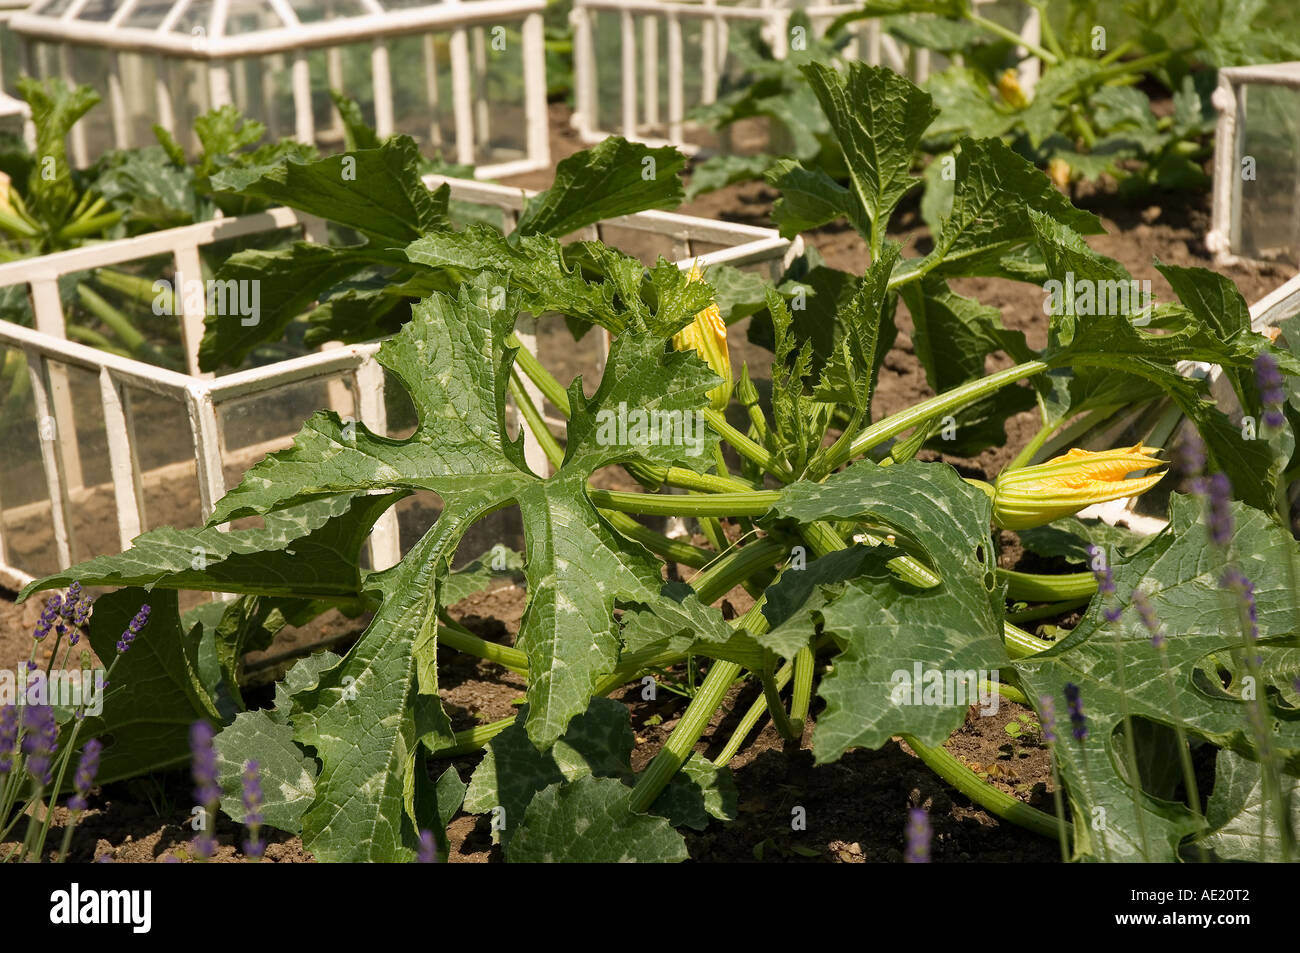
[4,99,1288,863]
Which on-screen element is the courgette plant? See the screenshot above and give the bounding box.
[20,62,1300,863]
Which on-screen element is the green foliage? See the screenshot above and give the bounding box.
[19,55,1300,865]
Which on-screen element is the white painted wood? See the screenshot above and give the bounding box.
[25,353,74,569]
[620,8,636,136]
[666,11,682,143]
[99,366,147,549]
[30,278,84,492]
[185,385,226,527]
[522,12,549,171]
[356,354,401,570]
[173,243,211,379]
[642,14,658,129]
[293,49,314,144]
[372,38,394,138]
[449,26,475,165]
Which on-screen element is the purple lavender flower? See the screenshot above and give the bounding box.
[34,593,61,641]
[1255,353,1287,429]
[904,808,931,863]
[417,829,438,864]
[21,705,58,786]
[1206,473,1234,547]
[190,721,219,860]
[1038,695,1057,743]
[1220,568,1260,644]
[1064,683,1087,742]
[241,760,265,859]
[67,738,102,813]
[1173,431,1207,495]
[1087,545,1122,623]
[0,705,17,778]
[60,583,92,646]
[116,603,151,654]
[1131,590,1165,649]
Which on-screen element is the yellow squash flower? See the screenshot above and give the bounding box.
[673,262,732,411]
[992,444,1165,530]
[997,69,1030,110]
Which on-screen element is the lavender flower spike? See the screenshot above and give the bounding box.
[241,760,265,859]
[68,738,103,813]
[1038,695,1058,743]
[1131,590,1165,649]
[1254,352,1286,429]
[0,705,17,779]
[22,705,58,786]
[1087,545,1122,623]
[417,830,438,863]
[1173,430,1207,495]
[34,594,61,641]
[116,603,151,654]
[190,721,219,860]
[1206,473,1234,547]
[1064,683,1088,742]
[904,808,931,864]
[1220,568,1260,644]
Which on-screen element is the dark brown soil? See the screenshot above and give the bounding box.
[3,101,1287,862]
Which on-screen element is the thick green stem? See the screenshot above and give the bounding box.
[588,487,780,518]
[834,362,1050,467]
[509,370,565,471]
[630,658,742,812]
[1006,597,1090,625]
[703,409,792,480]
[438,615,529,675]
[1000,568,1096,602]
[905,735,1062,840]
[967,11,1059,64]
[603,510,712,568]
[507,332,571,415]
[629,599,769,812]
[760,654,799,741]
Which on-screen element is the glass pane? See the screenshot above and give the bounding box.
[122,0,174,30]
[1238,82,1300,267]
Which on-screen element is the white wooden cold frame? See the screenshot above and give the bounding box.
[9,0,551,179]
[1209,61,1300,266]
[570,0,1041,153]
[0,173,801,591]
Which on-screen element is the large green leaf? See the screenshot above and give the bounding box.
[199,273,727,856]
[508,776,689,862]
[17,77,100,225]
[210,136,447,245]
[215,708,318,834]
[76,588,222,785]
[798,61,937,247]
[21,493,396,602]
[1014,495,1300,861]
[514,136,686,238]
[1194,748,1300,862]
[917,137,1103,279]
[197,242,401,371]
[765,460,1009,760]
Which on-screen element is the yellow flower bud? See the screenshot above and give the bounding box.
[1047,158,1071,190]
[997,69,1030,110]
[992,444,1165,530]
[673,263,732,411]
